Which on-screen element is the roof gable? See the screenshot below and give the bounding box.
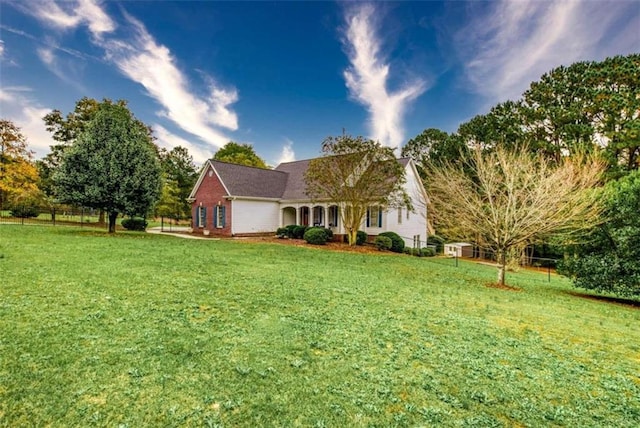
[189,160,288,200]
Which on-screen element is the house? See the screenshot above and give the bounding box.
[187,157,428,246]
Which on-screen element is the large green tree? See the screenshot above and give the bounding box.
[213,142,269,168]
[520,54,639,173]
[558,170,640,297]
[401,128,451,179]
[53,102,161,233]
[157,146,198,220]
[304,135,409,246]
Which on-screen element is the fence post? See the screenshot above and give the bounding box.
[548,264,551,283]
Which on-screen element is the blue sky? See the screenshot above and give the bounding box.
[1,1,638,166]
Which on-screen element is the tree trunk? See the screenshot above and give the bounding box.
[497,250,506,286]
[108,211,118,233]
[98,209,105,225]
[348,229,357,246]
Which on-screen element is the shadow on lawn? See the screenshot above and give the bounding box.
[566,291,640,310]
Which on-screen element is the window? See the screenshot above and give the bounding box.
[214,205,226,228]
[407,209,410,220]
[197,206,207,228]
[366,206,382,228]
[397,207,403,224]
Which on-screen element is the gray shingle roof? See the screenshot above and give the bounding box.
[273,159,313,200]
[206,157,412,200]
[211,160,288,199]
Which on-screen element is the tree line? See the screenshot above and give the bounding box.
[1,53,637,296]
[405,54,638,294]
[1,97,271,232]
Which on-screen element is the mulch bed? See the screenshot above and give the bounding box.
[235,236,386,255]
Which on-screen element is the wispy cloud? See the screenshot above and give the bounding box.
[15,0,238,152]
[152,124,213,165]
[98,12,238,147]
[0,40,4,58]
[342,3,427,150]
[0,88,55,157]
[28,0,115,38]
[276,138,296,164]
[455,0,640,103]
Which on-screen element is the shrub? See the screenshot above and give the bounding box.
[323,228,334,241]
[276,227,289,238]
[421,247,436,257]
[292,225,307,239]
[285,224,297,237]
[9,205,39,218]
[427,235,445,254]
[379,231,404,253]
[356,230,368,246]
[121,217,147,231]
[304,227,328,245]
[403,247,411,255]
[374,236,392,251]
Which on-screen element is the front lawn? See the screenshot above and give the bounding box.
[0,226,638,426]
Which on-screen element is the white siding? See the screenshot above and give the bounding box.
[384,163,428,247]
[232,199,280,234]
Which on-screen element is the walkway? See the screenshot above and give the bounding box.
[146,227,219,240]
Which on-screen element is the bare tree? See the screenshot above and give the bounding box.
[305,135,408,245]
[426,146,605,285]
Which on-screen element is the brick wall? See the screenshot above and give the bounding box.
[191,165,232,236]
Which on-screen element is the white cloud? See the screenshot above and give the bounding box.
[455,0,640,103]
[99,12,238,150]
[276,139,296,164]
[0,89,55,158]
[76,0,116,37]
[37,47,55,65]
[22,0,239,154]
[29,0,115,38]
[342,3,427,150]
[153,124,213,165]
[0,40,4,58]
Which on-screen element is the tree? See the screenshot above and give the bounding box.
[520,54,639,174]
[43,97,102,145]
[558,170,640,297]
[0,119,39,209]
[213,142,269,169]
[587,54,640,176]
[304,134,409,246]
[158,146,198,220]
[401,128,450,179]
[426,145,604,286]
[41,97,105,189]
[53,102,162,233]
[42,98,154,223]
[155,179,183,221]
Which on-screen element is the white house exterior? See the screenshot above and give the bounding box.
[187,157,429,246]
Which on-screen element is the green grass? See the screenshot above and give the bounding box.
[1,226,638,427]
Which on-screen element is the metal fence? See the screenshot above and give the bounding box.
[0,206,109,229]
[401,234,560,283]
